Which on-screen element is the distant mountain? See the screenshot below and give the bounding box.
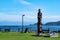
[30,21,60,26]
[29,23,43,26]
[45,21,60,26]
[29,23,37,26]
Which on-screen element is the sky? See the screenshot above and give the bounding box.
[0,0,60,25]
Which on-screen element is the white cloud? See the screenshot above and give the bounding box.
[20,0,31,5]
[0,13,37,22]
[0,13,60,25]
[43,16,60,19]
[0,13,21,22]
[14,0,32,5]
[42,15,60,24]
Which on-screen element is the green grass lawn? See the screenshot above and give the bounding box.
[0,32,60,40]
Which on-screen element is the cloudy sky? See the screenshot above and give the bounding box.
[0,0,60,25]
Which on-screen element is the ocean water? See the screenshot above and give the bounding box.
[0,25,60,32]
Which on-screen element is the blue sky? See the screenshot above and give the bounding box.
[0,0,60,25]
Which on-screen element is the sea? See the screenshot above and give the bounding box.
[0,25,60,32]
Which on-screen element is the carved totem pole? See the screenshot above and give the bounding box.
[37,9,42,36]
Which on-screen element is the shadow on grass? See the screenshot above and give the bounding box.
[31,35,54,38]
[31,35,43,37]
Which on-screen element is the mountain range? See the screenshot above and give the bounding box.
[45,21,60,26]
[31,21,60,26]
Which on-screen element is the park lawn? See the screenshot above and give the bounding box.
[0,32,60,40]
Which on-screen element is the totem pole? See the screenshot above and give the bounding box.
[37,9,42,36]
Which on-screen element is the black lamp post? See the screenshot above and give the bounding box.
[22,15,25,32]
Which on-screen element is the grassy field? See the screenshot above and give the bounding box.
[0,32,60,40]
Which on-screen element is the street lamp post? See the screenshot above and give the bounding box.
[22,15,25,33]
